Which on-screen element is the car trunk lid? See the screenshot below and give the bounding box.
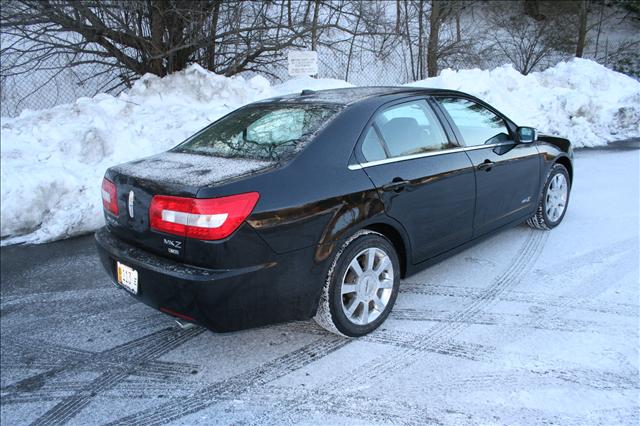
[105,151,272,260]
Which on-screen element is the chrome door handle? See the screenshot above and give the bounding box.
[382,178,410,192]
[478,159,494,171]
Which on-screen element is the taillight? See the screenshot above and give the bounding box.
[149,192,259,241]
[101,178,118,215]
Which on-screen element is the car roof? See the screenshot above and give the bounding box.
[256,86,468,107]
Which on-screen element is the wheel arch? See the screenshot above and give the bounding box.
[363,222,409,278]
[554,155,573,184]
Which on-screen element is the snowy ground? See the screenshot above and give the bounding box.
[1,145,638,425]
[2,59,639,245]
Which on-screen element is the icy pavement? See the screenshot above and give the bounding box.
[1,147,638,425]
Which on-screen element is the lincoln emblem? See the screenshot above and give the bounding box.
[128,190,135,218]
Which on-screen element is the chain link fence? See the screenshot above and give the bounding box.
[1,48,418,118]
[0,62,120,117]
[4,45,634,118]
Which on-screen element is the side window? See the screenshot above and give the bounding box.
[373,100,450,158]
[436,97,510,146]
[361,127,387,162]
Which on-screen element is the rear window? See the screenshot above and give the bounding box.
[173,104,342,161]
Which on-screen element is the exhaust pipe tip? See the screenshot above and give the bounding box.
[175,319,196,330]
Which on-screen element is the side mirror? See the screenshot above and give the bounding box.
[516,126,537,144]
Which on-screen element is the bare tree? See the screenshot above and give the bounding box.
[486,2,575,75]
[427,0,441,77]
[575,0,588,57]
[1,0,372,91]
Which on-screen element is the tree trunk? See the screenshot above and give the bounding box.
[403,0,416,81]
[427,0,441,78]
[311,0,320,51]
[396,0,401,33]
[205,1,221,71]
[345,14,361,81]
[455,1,461,42]
[417,0,425,79]
[576,0,588,58]
[149,1,166,76]
[303,0,312,24]
[524,0,544,20]
[594,0,604,58]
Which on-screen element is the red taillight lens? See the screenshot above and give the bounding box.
[101,178,118,215]
[149,192,259,241]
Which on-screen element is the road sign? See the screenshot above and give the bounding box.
[288,50,318,76]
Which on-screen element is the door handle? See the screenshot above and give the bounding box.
[477,159,494,172]
[382,178,410,192]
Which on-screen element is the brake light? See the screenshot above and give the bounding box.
[101,178,118,215]
[149,192,259,240]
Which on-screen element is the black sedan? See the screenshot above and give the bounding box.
[96,87,573,337]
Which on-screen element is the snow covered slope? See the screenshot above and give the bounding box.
[408,58,640,147]
[1,59,638,245]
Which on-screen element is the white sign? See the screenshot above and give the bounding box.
[288,50,318,76]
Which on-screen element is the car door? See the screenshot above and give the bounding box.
[433,96,541,237]
[353,98,476,264]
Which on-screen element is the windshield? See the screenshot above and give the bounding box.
[173,103,342,161]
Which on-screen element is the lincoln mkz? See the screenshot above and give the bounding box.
[96,87,573,337]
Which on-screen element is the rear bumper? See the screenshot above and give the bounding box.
[95,227,331,332]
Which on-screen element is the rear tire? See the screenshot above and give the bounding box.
[314,230,400,337]
[527,163,571,230]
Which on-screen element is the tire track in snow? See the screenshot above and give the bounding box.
[106,334,350,426]
[1,295,162,337]
[250,229,548,423]
[390,308,613,333]
[277,321,496,361]
[381,367,638,394]
[346,229,547,385]
[254,388,638,426]
[238,365,638,426]
[524,238,638,333]
[21,326,203,426]
[3,328,176,394]
[3,377,199,405]
[246,386,447,425]
[363,328,494,361]
[400,282,637,317]
[1,336,198,407]
[0,287,116,310]
[1,336,197,380]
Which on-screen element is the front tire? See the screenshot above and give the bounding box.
[314,230,400,337]
[527,163,571,230]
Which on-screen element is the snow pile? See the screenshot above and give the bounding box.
[408,58,640,146]
[1,59,638,245]
[0,65,351,244]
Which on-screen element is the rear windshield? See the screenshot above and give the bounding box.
[173,103,342,161]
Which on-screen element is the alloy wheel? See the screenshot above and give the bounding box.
[545,173,568,222]
[340,247,394,326]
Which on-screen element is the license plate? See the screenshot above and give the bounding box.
[116,261,138,294]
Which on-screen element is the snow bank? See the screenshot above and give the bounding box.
[0,65,351,244]
[408,58,640,146]
[1,59,638,245]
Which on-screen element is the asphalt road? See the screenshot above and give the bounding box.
[1,145,639,425]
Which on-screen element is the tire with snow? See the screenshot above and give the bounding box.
[527,163,571,230]
[314,230,400,337]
